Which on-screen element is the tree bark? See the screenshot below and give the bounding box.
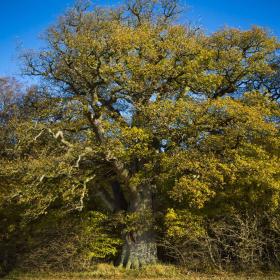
[118,186,157,269]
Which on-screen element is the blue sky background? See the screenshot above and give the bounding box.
[0,0,279,79]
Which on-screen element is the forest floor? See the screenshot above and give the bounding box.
[4,264,280,280]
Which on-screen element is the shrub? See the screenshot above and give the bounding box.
[162,209,280,271]
[18,211,122,271]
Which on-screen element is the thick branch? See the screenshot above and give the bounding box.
[96,188,115,212]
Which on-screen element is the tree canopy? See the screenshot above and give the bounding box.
[0,0,280,273]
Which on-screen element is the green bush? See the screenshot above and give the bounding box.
[17,211,122,271]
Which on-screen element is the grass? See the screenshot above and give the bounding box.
[4,263,280,280]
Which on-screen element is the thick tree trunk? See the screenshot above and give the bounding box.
[118,231,157,269]
[117,186,157,269]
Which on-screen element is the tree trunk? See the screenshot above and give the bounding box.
[117,186,157,269]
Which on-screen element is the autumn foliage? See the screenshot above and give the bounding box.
[0,0,280,275]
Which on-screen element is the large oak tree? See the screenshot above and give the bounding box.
[2,0,279,269]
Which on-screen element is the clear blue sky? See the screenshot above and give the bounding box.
[0,0,279,79]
